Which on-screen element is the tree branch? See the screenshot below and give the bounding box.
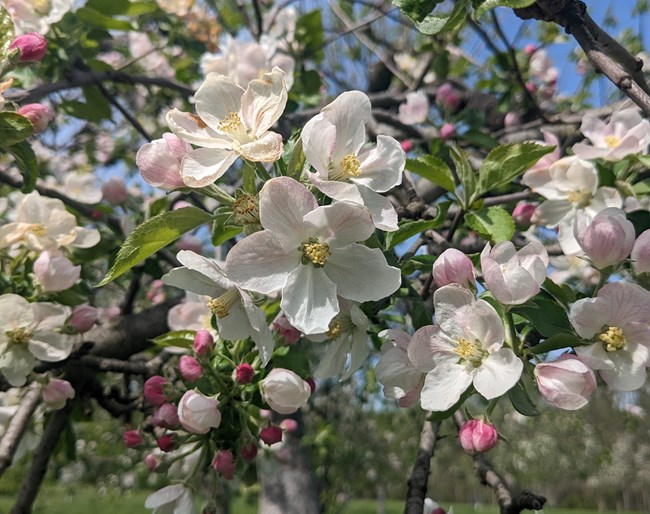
[0,383,41,478]
[404,418,439,514]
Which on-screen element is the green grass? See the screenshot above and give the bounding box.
[0,487,645,514]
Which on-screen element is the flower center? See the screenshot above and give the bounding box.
[300,239,330,267]
[567,190,592,208]
[218,112,244,135]
[454,337,485,367]
[207,289,240,318]
[27,224,47,237]
[604,135,621,148]
[232,193,260,225]
[34,0,51,14]
[6,328,31,345]
[326,314,354,340]
[329,154,361,181]
[599,326,626,352]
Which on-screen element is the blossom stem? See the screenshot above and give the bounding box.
[593,269,611,295]
[201,184,235,205]
[504,312,520,355]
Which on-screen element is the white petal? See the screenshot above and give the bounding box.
[324,244,401,302]
[29,332,72,362]
[356,185,399,232]
[599,352,647,391]
[195,73,245,132]
[181,148,238,188]
[162,267,225,298]
[0,294,33,329]
[176,251,232,289]
[145,484,185,509]
[342,329,370,379]
[280,265,339,334]
[314,337,349,379]
[420,363,473,411]
[240,67,288,135]
[433,284,475,329]
[322,91,371,162]
[302,202,374,248]
[473,348,523,399]
[166,109,231,148]
[302,114,337,176]
[407,325,457,373]
[241,292,274,366]
[354,135,405,192]
[237,131,284,162]
[259,177,317,240]
[216,303,250,341]
[0,346,35,387]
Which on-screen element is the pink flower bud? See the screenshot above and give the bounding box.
[17,103,54,133]
[153,403,180,429]
[259,425,283,446]
[306,377,316,394]
[10,33,47,62]
[33,250,80,292]
[280,418,299,434]
[525,82,537,94]
[534,354,596,410]
[101,177,128,204]
[69,305,98,333]
[42,379,75,409]
[144,453,160,471]
[631,229,650,274]
[136,133,190,190]
[512,202,537,228]
[432,248,475,289]
[157,434,177,452]
[240,441,258,462]
[439,123,456,141]
[177,390,221,434]
[400,140,414,152]
[179,355,202,382]
[575,208,635,270]
[235,363,255,385]
[459,419,498,454]
[193,330,215,356]
[504,111,521,128]
[435,83,461,111]
[272,316,301,345]
[124,430,143,448]
[144,376,168,406]
[212,450,235,480]
[524,44,537,56]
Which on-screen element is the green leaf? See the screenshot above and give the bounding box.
[125,1,158,15]
[428,387,474,421]
[511,294,574,338]
[464,206,515,243]
[98,207,213,286]
[461,129,499,149]
[542,277,576,306]
[212,224,242,247]
[636,154,650,168]
[415,0,470,35]
[7,141,39,193]
[0,112,34,146]
[76,7,134,30]
[0,5,14,59]
[475,0,537,18]
[508,379,540,416]
[86,0,130,14]
[82,86,111,122]
[530,333,581,355]
[478,143,555,195]
[449,145,476,207]
[242,163,256,194]
[385,201,450,250]
[406,155,455,193]
[393,0,442,22]
[151,330,196,349]
[285,137,306,180]
[295,10,324,62]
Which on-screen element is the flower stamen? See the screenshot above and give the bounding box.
[599,325,626,352]
[326,314,354,339]
[208,289,240,318]
[218,112,243,134]
[232,193,260,225]
[604,135,621,148]
[300,239,330,267]
[329,154,362,181]
[454,337,485,366]
[6,328,31,345]
[567,190,592,208]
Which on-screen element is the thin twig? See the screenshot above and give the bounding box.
[0,383,41,478]
[404,418,439,514]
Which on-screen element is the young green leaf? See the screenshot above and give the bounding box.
[464,206,515,243]
[406,155,456,193]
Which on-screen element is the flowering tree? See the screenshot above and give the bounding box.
[1,1,650,513]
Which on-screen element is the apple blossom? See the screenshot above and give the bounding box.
[0,294,72,386]
[280,418,299,434]
[432,248,475,289]
[153,403,180,429]
[572,108,650,161]
[144,453,160,472]
[529,49,558,84]
[44,173,103,205]
[631,229,650,274]
[240,440,258,461]
[260,368,311,414]
[177,390,221,434]
[144,376,169,406]
[375,329,424,408]
[136,133,190,190]
[435,83,462,111]
[272,316,301,344]
[33,250,80,292]
[179,355,202,382]
[259,425,283,445]
[398,90,429,125]
[166,67,288,187]
[9,33,47,62]
[439,123,456,141]
[162,250,274,365]
[6,0,75,34]
[193,329,214,356]
[235,363,255,384]
[459,419,499,454]
[480,241,548,306]
[310,299,370,380]
[212,450,235,480]
[504,111,521,127]
[520,130,560,188]
[574,208,635,269]
[524,156,622,255]
[570,281,650,391]
[41,378,75,409]
[301,91,405,231]
[124,430,143,448]
[408,285,523,411]
[68,305,98,333]
[101,177,128,204]
[17,103,54,133]
[534,354,596,410]
[145,484,197,514]
[225,177,401,334]
[156,434,177,452]
[512,202,537,228]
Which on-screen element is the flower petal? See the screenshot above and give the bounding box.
[420,363,473,411]
[259,177,317,240]
[473,348,523,399]
[166,109,231,148]
[302,202,374,248]
[240,67,288,135]
[322,91,371,162]
[302,114,337,176]
[181,148,238,188]
[237,131,284,162]
[354,135,405,192]
[195,74,245,132]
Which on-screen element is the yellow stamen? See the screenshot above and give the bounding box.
[232,193,260,225]
[326,314,354,340]
[34,0,51,14]
[207,289,240,318]
[300,239,330,267]
[454,337,485,366]
[218,112,243,134]
[327,320,342,339]
[604,135,621,149]
[6,328,31,345]
[27,224,47,237]
[329,154,362,181]
[567,190,592,208]
[599,326,626,352]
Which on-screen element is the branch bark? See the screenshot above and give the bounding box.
[404,418,439,514]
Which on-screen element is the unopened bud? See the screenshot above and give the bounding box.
[69,305,98,333]
[259,425,283,446]
[144,453,159,472]
[212,450,235,480]
[102,177,128,204]
[439,123,456,141]
[10,33,47,62]
[157,434,177,452]
[153,403,180,429]
[512,202,537,228]
[235,363,255,385]
[459,419,498,454]
[143,375,168,406]
[193,330,215,356]
[179,355,202,382]
[432,248,475,289]
[42,378,74,409]
[123,430,143,448]
[240,441,258,461]
[18,103,54,133]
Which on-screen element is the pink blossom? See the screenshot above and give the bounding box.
[273,316,301,345]
[504,111,521,127]
[143,376,168,406]
[177,390,221,434]
[193,329,215,356]
[401,140,414,152]
[534,354,596,410]
[259,425,283,445]
[10,32,47,62]
[212,450,235,480]
[523,44,537,56]
[156,434,177,452]
[101,177,128,204]
[280,418,299,434]
[574,208,635,269]
[152,403,180,429]
[17,103,53,133]
[459,419,498,454]
[235,363,255,384]
[432,248,475,289]
[631,229,650,274]
[179,355,202,382]
[398,90,429,125]
[33,250,80,292]
[512,202,537,228]
[42,378,74,409]
[124,430,143,448]
[144,453,160,471]
[435,83,461,111]
[69,305,98,333]
[439,123,456,141]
